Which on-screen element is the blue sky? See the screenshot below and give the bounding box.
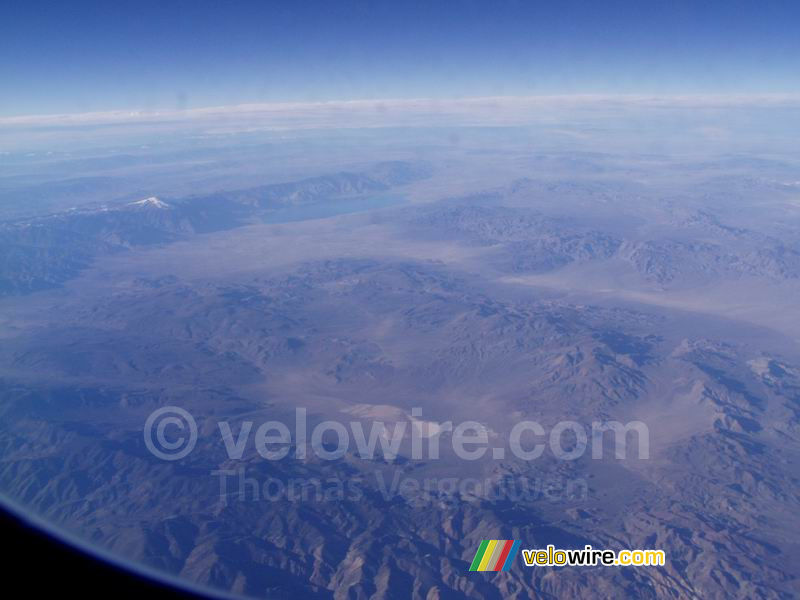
[1,0,799,116]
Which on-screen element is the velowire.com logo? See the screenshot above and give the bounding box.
[469,540,521,572]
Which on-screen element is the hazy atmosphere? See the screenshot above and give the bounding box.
[1,2,799,599]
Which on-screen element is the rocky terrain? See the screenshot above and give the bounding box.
[0,161,429,295]
[1,151,799,599]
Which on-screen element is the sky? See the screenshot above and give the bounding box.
[1,0,799,117]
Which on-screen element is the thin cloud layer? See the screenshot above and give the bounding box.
[3,95,800,129]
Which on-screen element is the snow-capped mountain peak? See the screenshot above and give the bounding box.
[128,196,169,209]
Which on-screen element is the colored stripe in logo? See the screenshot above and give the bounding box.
[469,540,520,571]
[469,540,490,571]
[501,540,521,571]
[493,540,515,571]
[487,540,505,570]
[478,540,498,571]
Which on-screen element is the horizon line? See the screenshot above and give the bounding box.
[3,93,800,128]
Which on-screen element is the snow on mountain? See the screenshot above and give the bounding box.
[128,196,169,209]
